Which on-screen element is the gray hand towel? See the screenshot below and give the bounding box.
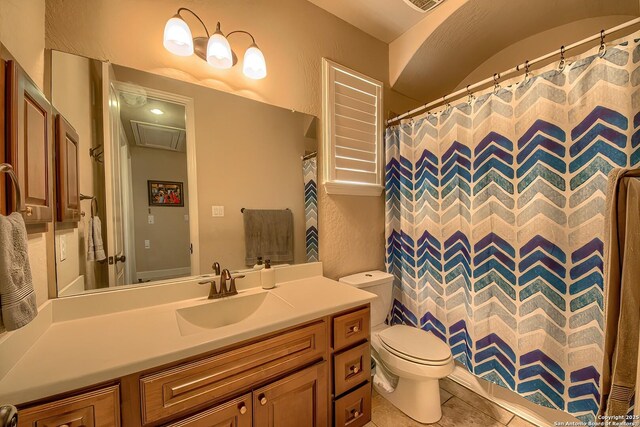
[86,216,106,262]
[243,209,294,266]
[0,212,37,331]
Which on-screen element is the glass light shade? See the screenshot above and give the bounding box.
[206,33,233,69]
[243,44,267,79]
[163,16,194,56]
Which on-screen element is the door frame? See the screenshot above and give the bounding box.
[112,81,200,277]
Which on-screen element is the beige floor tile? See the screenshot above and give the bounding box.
[440,388,453,404]
[372,393,442,427]
[364,422,377,427]
[440,378,514,424]
[439,397,506,427]
[508,417,537,427]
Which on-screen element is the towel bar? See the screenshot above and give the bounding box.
[241,207,290,213]
[0,163,31,216]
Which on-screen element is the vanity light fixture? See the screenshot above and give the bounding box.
[149,108,164,115]
[163,8,267,79]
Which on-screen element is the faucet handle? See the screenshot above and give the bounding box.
[198,279,219,299]
[228,274,245,296]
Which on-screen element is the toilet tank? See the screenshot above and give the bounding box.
[339,271,394,327]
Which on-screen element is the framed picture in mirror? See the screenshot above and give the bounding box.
[148,180,184,207]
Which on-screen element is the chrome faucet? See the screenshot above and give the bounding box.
[199,268,244,299]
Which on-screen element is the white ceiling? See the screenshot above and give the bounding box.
[307,0,427,43]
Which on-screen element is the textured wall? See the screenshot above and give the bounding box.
[45,0,405,280]
[0,0,49,307]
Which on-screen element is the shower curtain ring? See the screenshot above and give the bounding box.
[466,85,475,105]
[599,29,606,57]
[493,73,501,93]
[558,45,566,71]
[524,60,531,82]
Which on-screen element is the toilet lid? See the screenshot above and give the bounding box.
[378,325,451,363]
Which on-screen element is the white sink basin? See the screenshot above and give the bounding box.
[175,291,293,336]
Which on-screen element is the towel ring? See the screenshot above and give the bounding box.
[80,194,98,218]
[0,163,31,216]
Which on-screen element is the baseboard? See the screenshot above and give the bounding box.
[136,267,191,282]
[448,365,581,427]
[58,275,86,297]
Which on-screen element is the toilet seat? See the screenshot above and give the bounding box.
[377,325,452,366]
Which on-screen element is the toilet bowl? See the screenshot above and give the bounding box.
[340,271,454,424]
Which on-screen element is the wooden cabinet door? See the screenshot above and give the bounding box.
[253,362,328,427]
[167,393,252,427]
[5,58,53,223]
[55,113,80,223]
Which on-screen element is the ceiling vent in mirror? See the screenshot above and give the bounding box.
[130,121,186,152]
[403,0,445,12]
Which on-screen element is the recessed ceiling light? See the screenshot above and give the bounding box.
[150,108,164,115]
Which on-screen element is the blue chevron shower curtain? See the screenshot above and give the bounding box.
[385,33,640,422]
[303,156,318,262]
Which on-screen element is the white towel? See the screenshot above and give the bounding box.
[0,212,37,331]
[86,216,106,262]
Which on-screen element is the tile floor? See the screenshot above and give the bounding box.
[364,377,538,427]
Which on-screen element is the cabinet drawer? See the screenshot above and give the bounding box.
[334,382,371,427]
[140,321,326,425]
[17,385,120,427]
[166,393,252,427]
[332,307,369,351]
[334,342,371,396]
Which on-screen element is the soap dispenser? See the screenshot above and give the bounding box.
[261,259,276,289]
[253,256,265,270]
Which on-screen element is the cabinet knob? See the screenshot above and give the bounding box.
[349,325,360,333]
[350,365,360,374]
[24,207,33,216]
[259,394,267,406]
[239,403,247,415]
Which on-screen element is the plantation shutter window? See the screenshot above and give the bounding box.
[322,59,384,196]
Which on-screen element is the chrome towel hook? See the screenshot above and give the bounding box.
[0,163,31,216]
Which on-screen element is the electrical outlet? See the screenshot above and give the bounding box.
[211,206,225,217]
[148,215,155,224]
[145,240,150,249]
[59,235,67,261]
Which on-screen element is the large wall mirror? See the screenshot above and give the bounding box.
[50,50,318,297]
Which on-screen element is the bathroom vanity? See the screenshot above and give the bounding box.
[0,265,375,427]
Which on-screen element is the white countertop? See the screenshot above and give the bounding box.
[0,273,375,405]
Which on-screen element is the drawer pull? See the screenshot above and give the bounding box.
[59,425,70,427]
[349,365,360,374]
[349,409,361,420]
[349,325,360,333]
[239,403,247,415]
[259,395,267,406]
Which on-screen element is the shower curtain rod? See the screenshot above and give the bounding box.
[387,17,640,125]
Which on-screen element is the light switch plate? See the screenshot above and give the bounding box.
[145,240,150,249]
[148,215,155,224]
[184,214,189,222]
[59,235,67,261]
[212,206,225,217]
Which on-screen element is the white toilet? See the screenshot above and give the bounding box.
[340,271,455,424]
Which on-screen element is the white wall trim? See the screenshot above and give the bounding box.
[324,181,383,196]
[448,366,581,427]
[136,267,192,282]
[112,81,200,277]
